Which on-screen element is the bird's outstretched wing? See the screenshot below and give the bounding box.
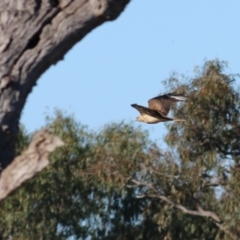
[148,92,187,115]
[131,104,159,117]
[131,104,174,120]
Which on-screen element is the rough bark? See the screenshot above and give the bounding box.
[0,0,130,169]
[0,129,64,202]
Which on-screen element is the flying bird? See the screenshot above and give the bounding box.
[131,92,187,124]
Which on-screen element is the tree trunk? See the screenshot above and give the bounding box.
[0,0,130,169]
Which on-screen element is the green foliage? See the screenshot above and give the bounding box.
[0,111,154,239]
[162,60,240,239]
[1,60,240,240]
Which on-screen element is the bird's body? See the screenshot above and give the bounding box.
[131,92,187,124]
[137,115,162,124]
[136,115,168,124]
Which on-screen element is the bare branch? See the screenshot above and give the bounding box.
[215,222,238,240]
[0,129,64,202]
[201,180,227,188]
[129,178,238,240]
[150,168,180,179]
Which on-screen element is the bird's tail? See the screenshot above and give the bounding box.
[168,93,187,101]
[173,118,186,122]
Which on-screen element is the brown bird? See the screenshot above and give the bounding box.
[131,92,187,124]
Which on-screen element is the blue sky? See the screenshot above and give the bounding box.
[21,1,240,144]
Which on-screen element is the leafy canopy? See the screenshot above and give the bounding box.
[1,60,240,240]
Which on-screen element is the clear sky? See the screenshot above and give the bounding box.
[21,1,240,144]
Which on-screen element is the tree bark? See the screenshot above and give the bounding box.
[0,129,64,202]
[0,0,130,169]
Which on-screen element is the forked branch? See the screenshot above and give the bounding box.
[129,178,238,240]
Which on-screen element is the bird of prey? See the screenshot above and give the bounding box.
[131,92,187,124]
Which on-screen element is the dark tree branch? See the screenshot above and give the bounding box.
[0,0,130,169]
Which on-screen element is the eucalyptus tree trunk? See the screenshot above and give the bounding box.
[0,0,130,170]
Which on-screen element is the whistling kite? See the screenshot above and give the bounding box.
[131,92,187,124]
